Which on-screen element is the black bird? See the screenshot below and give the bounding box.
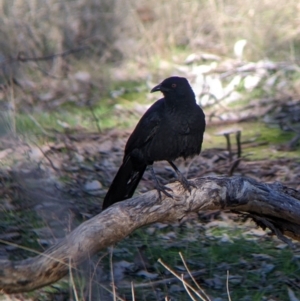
[102,76,205,210]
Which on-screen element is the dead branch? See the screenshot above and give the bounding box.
[1,175,300,294]
[0,47,88,67]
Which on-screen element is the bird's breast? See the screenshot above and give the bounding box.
[145,118,203,162]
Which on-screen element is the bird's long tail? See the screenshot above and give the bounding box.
[102,157,146,210]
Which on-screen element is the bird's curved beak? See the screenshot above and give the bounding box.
[150,84,161,93]
[150,84,169,93]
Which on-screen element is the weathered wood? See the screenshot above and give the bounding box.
[1,176,300,293]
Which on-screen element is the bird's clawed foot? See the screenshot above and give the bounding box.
[176,172,196,193]
[155,183,173,200]
[168,161,195,193]
[150,166,173,200]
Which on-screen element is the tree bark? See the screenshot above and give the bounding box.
[1,175,300,294]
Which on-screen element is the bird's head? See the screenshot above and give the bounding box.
[150,76,192,98]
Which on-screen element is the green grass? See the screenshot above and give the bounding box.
[10,92,300,162]
[93,220,299,300]
[205,120,300,160]
[15,105,111,134]
[0,209,44,259]
[9,80,151,139]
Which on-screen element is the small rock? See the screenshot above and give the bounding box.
[0,148,13,160]
[261,263,275,274]
[83,180,103,196]
[169,284,183,293]
[244,228,266,237]
[220,233,233,243]
[84,180,102,191]
[113,260,133,282]
[185,53,200,64]
[73,71,91,83]
[252,253,274,260]
[39,91,55,102]
[5,245,18,251]
[0,232,21,241]
[146,227,156,235]
[136,270,159,280]
[229,275,243,284]
[159,231,177,240]
[75,153,85,163]
[275,243,288,250]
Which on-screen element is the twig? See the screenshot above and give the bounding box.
[33,143,60,172]
[8,80,16,136]
[286,134,300,150]
[87,100,101,133]
[0,47,87,69]
[118,270,206,289]
[27,113,55,137]
[158,259,208,301]
[179,252,211,301]
[110,247,117,301]
[131,282,135,301]
[250,215,294,247]
[181,274,197,301]
[69,258,79,301]
[226,270,232,301]
[17,47,87,63]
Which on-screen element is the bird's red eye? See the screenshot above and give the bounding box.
[171,83,176,88]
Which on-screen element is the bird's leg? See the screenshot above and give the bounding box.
[150,165,173,199]
[168,161,196,192]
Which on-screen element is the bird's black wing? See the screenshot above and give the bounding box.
[124,98,165,158]
[102,98,165,210]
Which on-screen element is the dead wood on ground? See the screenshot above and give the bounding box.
[1,175,300,294]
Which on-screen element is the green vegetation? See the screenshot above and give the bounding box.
[205,121,299,160]
[101,222,299,300]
